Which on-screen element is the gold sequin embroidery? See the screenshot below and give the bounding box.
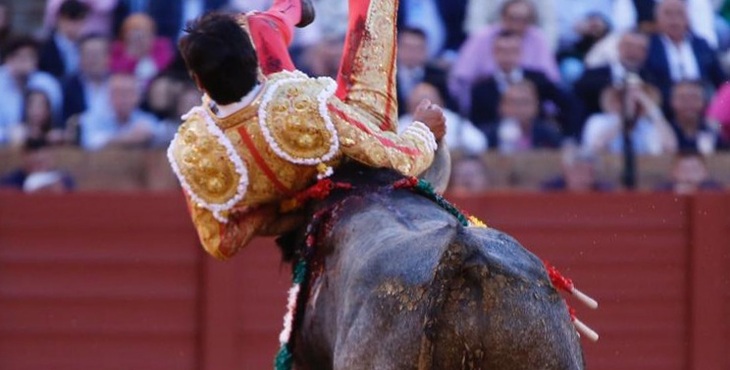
[172,116,241,205]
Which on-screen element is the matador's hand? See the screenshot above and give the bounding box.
[413,99,446,142]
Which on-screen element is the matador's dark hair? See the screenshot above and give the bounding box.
[179,12,258,105]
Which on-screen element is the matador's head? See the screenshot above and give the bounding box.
[179,12,258,105]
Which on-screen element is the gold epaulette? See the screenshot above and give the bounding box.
[258,71,339,169]
[167,107,249,222]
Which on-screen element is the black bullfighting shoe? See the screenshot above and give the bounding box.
[296,0,315,28]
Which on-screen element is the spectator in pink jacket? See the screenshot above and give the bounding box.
[110,13,174,86]
[449,0,560,114]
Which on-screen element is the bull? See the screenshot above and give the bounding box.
[275,149,588,370]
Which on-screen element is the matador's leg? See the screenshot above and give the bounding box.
[335,0,400,132]
[245,0,304,75]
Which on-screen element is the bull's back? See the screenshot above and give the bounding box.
[422,227,584,369]
[295,194,584,369]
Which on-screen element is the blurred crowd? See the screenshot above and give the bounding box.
[0,0,728,194]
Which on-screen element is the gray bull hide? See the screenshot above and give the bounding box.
[284,157,585,370]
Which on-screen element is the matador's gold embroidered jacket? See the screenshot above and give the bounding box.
[168,70,437,259]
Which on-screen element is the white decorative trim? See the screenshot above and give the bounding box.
[279,283,301,344]
[167,106,249,223]
[316,166,334,180]
[405,121,438,152]
[257,70,340,166]
[407,130,435,152]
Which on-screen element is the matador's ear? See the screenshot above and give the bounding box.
[191,73,206,94]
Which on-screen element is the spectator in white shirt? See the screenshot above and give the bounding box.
[644,0,726,110]
[78,73,157,150]
[612,0,718,48]
[399,82,488,155]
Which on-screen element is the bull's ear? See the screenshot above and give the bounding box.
[420,142,451,194]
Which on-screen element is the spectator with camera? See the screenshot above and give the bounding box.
[574,30,655,124]
[582,80,677,156]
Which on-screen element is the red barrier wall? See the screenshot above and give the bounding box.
[0,192,728,370]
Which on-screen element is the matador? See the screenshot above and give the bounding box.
[168,0,445,259]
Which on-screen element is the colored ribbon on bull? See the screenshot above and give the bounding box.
[274,259,307,370]
[544,261,600,342]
